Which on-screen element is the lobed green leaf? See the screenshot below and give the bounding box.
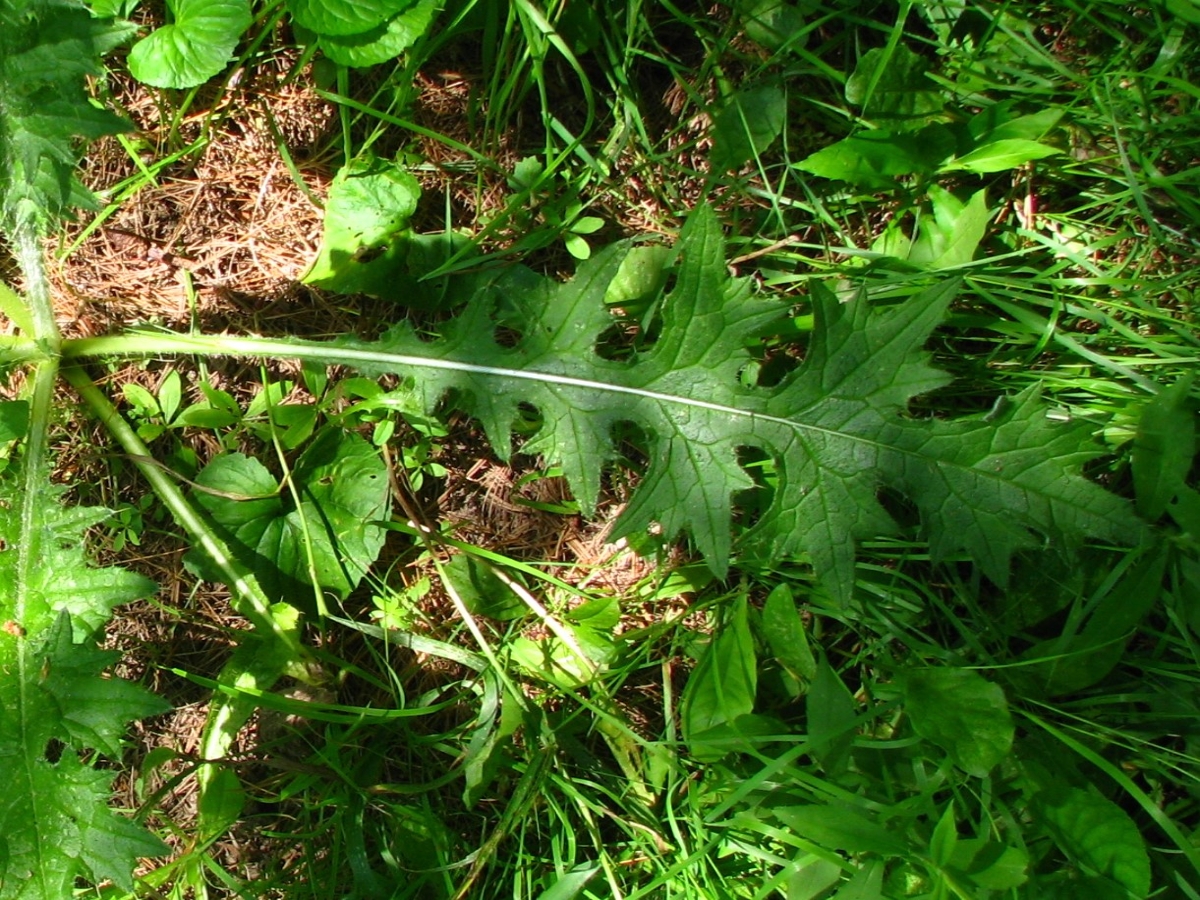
[302,205,1147,601]
[0,0,135,233]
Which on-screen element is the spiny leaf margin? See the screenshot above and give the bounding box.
[0,482,168,899]
[0,0,135,235]
[335,206,1141,600]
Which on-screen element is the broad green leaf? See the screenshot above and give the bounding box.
[603,244,671,306]
[1166,0,1200,23]
[1032,786,1151,896]
[318,157,420,246]
[159,370,183,422]
[795,124,955,187]
[681,595,758,759]
[761,583,816,683]
[845,45,943,129]
[564,232,592,260]
[807,656,856,772]
[967,106,1063,144]
[1018,548,1167,696]
[127,0,252,89]
[0,400,28,443]
[195,765,246,842]
[948,839,1028,890]
[774,803,909,856]
[905,185,989,268]
[566,596,619,667]
[316,0,439,68]
[286,0,416,37]
[901,668,1013,776]
[122,382,160,419]
[788,859,843,900]
[944,139,1060,174]
[740,0,807,52]
[830,860,884,900]
[0,3,135,233]
[187,428,389,608]
[509,631,605,689]
[88,0,142,14]
[710,84,787,171]
[446,553,525,620]
[303,158,434,299]
[1132,378,1195,520]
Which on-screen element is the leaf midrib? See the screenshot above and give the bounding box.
[65,333,1121,522]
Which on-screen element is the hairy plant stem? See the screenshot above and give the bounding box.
[12,229,59,633]
[10,226,63,898]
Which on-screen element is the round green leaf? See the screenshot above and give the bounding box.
[902,668,1014,777]
[564,232,592,260]
[324,158,421,248]
[318,0,439,68]
[127,0,252,89]
[187,430,389,607]
[286,0,416,37]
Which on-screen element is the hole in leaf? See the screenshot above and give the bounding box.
[733,445,775,529]
[875,485,919,532]
[513,402,542,437]
[493,324,523,347]
[753,348,801,387]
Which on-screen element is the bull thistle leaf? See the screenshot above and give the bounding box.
[0,483,169,899]
[344,207,1140,600]
[0,0,135,236]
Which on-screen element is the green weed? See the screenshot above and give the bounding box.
[0,1,1198,898]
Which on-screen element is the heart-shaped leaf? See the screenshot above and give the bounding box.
[128,0,252,89]
[186,428,389,609]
